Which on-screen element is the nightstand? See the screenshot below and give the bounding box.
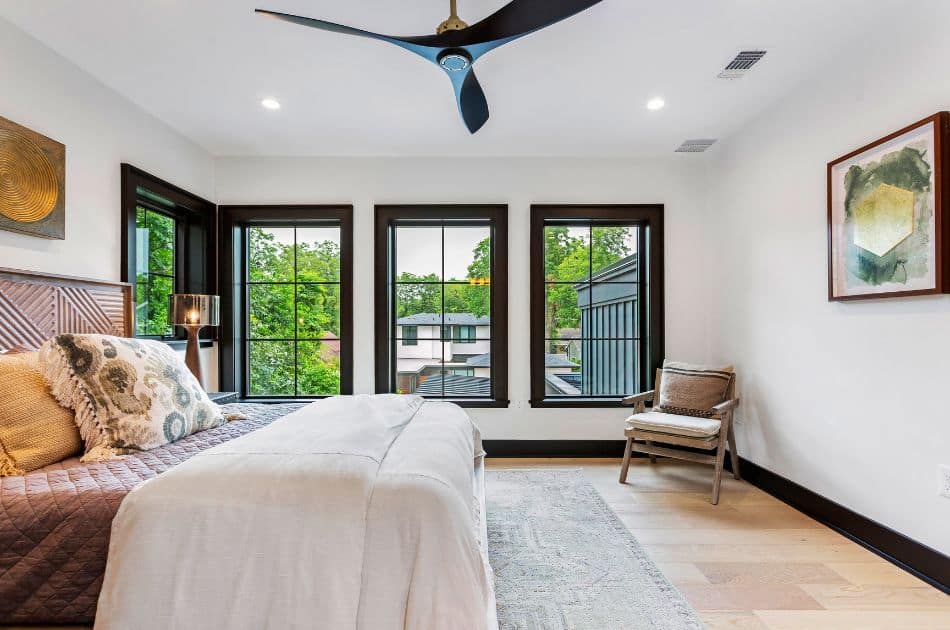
[208,392,239,404]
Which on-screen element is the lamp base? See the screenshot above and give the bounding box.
[183,325,203,387]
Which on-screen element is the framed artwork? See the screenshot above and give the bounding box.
[828,112,949,300]
[0,115,65,239]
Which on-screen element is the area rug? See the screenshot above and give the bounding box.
[487,469,703,630]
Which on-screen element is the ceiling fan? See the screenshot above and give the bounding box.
[255,0,605,133]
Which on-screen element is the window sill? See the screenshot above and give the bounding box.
[155,338,215,349]
[530,398,625,409]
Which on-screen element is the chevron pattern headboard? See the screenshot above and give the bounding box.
[0,267,132,351]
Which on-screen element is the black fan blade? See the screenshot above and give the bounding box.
[408,0,605,55]
[255,9,440,62]
[448,69,490,134]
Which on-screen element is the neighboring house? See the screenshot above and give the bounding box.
[548,327,581,363]
[395,313,490,394]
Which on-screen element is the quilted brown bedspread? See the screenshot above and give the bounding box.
[0,402,303,625]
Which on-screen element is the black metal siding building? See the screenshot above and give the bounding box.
[575,255,639,396]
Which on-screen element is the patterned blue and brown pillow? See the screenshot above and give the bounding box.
[41,334,225,461]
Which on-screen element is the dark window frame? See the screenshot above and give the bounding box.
[121,164,216,342]
[529,204,664,408]
[219,205,354,400]
[374,205,509,408]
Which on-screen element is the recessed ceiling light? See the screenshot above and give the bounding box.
[261,98,281,110]
[646,97,665,111]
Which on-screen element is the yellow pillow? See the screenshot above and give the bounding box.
[0,350,82,476]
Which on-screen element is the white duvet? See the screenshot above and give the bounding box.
[94,395,497,630]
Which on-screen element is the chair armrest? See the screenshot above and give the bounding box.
[712,398,740,416]
[621,390,655,407]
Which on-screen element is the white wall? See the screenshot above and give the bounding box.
[0,18,215,281]
[705,1,950,554]
[216,157,711,441]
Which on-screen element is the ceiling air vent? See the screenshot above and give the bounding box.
[718,50,767,79]
[675,139,717,153]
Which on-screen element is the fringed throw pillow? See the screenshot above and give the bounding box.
[41,334,226,462]
[0,349,83,476]
[654,360,734,418]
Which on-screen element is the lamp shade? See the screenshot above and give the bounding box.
[169,294,220,327]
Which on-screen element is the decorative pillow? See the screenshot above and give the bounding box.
[0,349,83,476]
[41,334,226,462]
[654,360,734,418]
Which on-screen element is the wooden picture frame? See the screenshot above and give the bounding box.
[828,112,950,301]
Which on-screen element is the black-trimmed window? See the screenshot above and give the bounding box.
[530,205,664,407]
[121,164,215,340]
[375,205,508,408]
[219,206,354,399]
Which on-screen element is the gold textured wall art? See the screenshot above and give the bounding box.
[0,115,65,239]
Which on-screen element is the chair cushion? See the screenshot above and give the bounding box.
[626,411,721,438]
[655,360,733,418]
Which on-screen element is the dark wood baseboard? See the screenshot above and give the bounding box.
[733,457,949,594]
[483,440,949,593]
[483,439,627,458]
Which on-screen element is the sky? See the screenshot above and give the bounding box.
[396,226,490,279]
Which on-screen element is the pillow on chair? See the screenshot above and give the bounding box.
[654,360,734,418]
[0,348,83,476]
[41,334,226,462]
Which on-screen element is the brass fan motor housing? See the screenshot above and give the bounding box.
[436,0,468,34]
[437,15,469,33]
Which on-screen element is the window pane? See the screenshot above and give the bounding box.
[248,284,294,339]
[443,225,491,282]
[396,226,442,281]
[248,341,295,396]
[444,284,490,321]
[146,211,175,275]
[578,283,639,339]
[296,227,341,282]
[134,276,149,336]
[592,226,638,279]
[297,341,341,396]
[145,274,173,337]
[545,339,639,397]
[544,225,590,283]
[395,283,443,331]
[545,283,583,337]
[297,284,341,339]
[248,227,295,282]
[440,366,491,398]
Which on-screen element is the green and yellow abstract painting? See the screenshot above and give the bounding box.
[829,121,938,298]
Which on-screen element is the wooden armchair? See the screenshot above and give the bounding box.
[619,368,740,505]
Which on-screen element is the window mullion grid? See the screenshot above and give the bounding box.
[441,223,446,400]
[292,226,299,397]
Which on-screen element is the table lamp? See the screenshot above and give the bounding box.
[169,294,220,386]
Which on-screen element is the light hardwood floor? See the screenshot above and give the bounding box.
[486,457,950,630]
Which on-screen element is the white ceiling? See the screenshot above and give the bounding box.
[0,0,907,157]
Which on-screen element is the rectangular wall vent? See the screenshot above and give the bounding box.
[675,139,717,153]
[718,50,767,79]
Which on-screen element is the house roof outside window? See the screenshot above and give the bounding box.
[396,313,491,326]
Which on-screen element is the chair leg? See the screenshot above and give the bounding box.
[727,422,741,480]
[619,437,633,483]
[645,440,657,464]
[711,436,728,505]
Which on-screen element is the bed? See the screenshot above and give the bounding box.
[0,268,496,629]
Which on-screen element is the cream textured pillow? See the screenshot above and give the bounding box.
[41,334,226,461]
[0,349,83,476]
[655,360,734,418]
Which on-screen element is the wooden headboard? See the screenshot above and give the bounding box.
[0,267,132,351]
